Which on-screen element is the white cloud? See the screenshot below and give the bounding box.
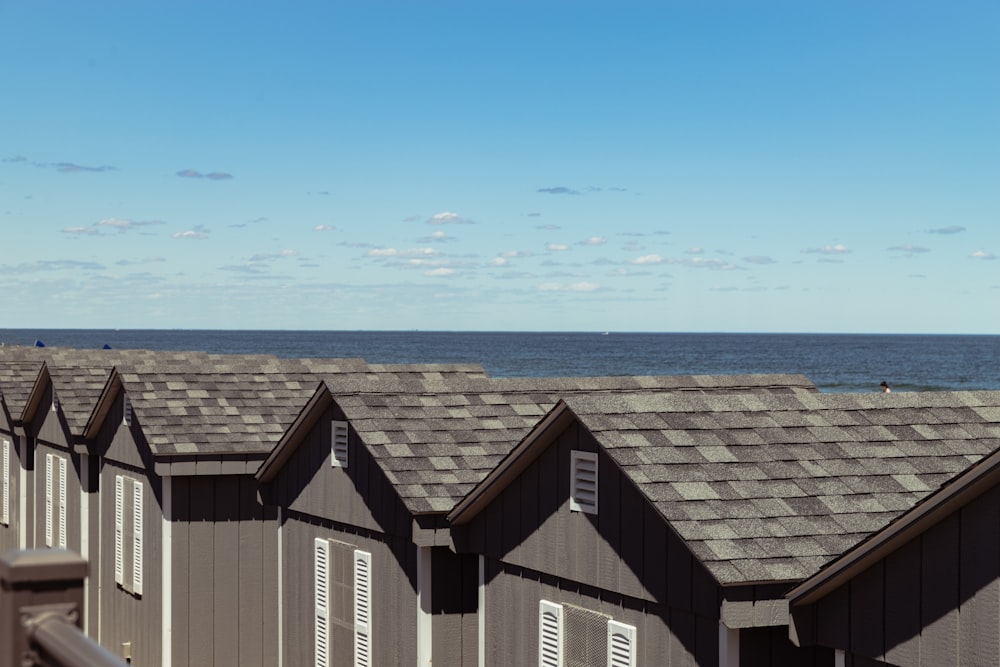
[928,225,966,235]
[743,255,776,265]
[428,211,473,225]
[62,226,99,235]
[425,268,455,276]
[970,250,996,260]
[887,244,930,256]
[250,249,298,262]
[538,281,599,292]
[491,257,507,266]
[671,257,738,270]
[546,243,570,251]
[172,230,208,240]
[629,254,663,265]
[685,247,704,255]
[314,224,335,231]
[803,243,850,255]
[580,236,607,246]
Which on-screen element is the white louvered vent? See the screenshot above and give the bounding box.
[539,600,564,667]
[565,604,609,666]
[51,392,59,413]
[123,394,133,427]
[114,475,124,585]
[569,451,598,515]
[58,456,67,549]
[607,620,637,667]
[45,454,53,547]
[1,439,9,526]
[354,549,372,667]
[332,420,349,468]
[314,538,331,667]
[132,480,143,596]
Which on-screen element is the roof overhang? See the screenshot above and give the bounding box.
[447,400,577,525]
[788,444,1000,606]
[19,362,51,425]
[82,368,123,440]
[255,381,332,482]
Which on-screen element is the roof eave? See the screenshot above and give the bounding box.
[255,382,331,482]
[788,446,1000,606]
[447,400,576,525]
[19,362,50,425]
[82,369,123,441]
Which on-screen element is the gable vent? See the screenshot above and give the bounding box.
[570,451,598,515]
[332,420,349,468]
[123,394,133,427]
[51,392,59,413]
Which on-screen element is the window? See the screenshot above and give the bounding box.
[570,451,598,514]
[314,537,371,667]
[1,439,10,526]
[538,601,636,667]
[331,420,349,468]
[44,453,67,548]
[115,475,144,596]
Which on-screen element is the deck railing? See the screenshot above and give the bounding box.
[0,549,126,667]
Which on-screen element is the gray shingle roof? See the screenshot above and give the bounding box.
[326,374,818,513]
[558,390,1000,585]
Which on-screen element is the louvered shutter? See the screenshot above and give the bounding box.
[354,549,371,667]
[123,394,133,427]
[1,439,9,526]
[332,420,349,468]
[570,451,598,514]
[315,538,331,667]
[607,620,636,667]
[132,480,143,596]
[45,454,53,547]
[58,456,67,549]
[114,475,124,585]
[539,600,564,667]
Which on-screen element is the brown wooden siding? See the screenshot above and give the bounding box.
[32,442,82,553]
[739,626,836,667]
[167,474,279,667]
[483,557,715,666]
[97,459,163,667]
[430,547,479,665]
[461,422,719,612]
[281,511,419,667]
[267,406,411,539]
[0,432,21,552]
[795,484,1000,666]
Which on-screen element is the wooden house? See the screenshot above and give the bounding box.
[77,354,340,666]
[447,390,1000,667]
[0,352,48,553]
[787,393,1000,667]
[256,373,816,667]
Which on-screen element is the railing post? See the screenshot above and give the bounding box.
[0,549,103,667]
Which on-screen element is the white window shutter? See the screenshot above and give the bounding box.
[45,454,53,547]
[314,538,331,667]
[607,620,636,667]
[332,420,349,468]
[1,439,9,526]
[114,475,124,586]
[539,600,564,667]
[354,549,372,667]
[570,451,598,514]
[58,456,67,549]
[132,480,143,596]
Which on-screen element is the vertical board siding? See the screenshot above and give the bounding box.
[98,463,162,666]
[273,410,409,538]
[283,513,418,667]
[810,483,1000,667]
[958,485,1000,664]
[170,475,278,667]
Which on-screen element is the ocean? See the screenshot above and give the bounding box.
[1,329,998,393]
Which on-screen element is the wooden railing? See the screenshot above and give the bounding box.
[0,549,126,667]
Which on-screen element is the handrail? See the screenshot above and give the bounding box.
[26,608,125,667]
[0,549,128,667]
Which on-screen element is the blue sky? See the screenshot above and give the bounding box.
[2,1,997,333]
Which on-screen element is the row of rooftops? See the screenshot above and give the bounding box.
[4,344,1000,591]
